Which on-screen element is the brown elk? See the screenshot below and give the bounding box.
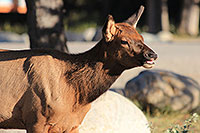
[0,6,157,133]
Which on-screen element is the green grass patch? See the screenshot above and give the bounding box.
[0,22,27,34]
[64,21,97,33]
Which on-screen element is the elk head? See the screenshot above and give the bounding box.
[102,6,157,69]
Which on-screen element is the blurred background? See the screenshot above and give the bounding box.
[0,0,200,39]
[0,0,200,132]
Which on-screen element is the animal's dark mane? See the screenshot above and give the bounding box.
[65,40,123,105]
[66,62,117,104]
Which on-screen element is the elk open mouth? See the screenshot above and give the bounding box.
[143,60,155,68]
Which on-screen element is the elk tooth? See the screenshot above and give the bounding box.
[146,60,154,64]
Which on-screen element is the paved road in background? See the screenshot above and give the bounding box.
[0,40,200,89]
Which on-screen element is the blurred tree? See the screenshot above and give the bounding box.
[63,0,145,29]
[25,0,68,52]
[161,0,170,32]
[146,0,162,33]
[146,0,171,34]
[178,0,199,36]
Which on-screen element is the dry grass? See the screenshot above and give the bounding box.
[147,113,200,133]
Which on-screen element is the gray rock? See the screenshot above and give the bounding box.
[83,28,96,41]
[65,31,85,41]
[92,27,102,41]
[125,70,200,112]
[65,27,102,42]
[0,32,25,43]
[157,31,173,42]
[79,90,150,133]
[141,32,159,43]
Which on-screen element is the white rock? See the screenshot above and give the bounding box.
[79,91,150,133]
[157,31,173,41]
[0,129,26,133]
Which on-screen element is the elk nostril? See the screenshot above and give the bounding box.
[154,53,158,59]
[144,52,157,60]
[150,52,157,58]
[149,53,153,58]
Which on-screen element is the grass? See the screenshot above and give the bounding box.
[0,22,27,34]
[64,21,97,33]
[147,113,200,133]
[0,20,97,34]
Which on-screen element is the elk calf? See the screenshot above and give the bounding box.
[0,6,157,133]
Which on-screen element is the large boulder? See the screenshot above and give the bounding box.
[125,70,200,112]
[79,90,150,133]
[0,32,25,43]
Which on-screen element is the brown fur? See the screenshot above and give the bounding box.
[0,9,157,133]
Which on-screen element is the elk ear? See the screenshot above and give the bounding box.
[125,5,144,28]
[102,15,116,42]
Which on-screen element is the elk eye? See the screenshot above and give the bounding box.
[136,43,144,50]
[121,40,129,45]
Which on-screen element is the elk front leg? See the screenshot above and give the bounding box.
[24,111,49,133]
[62,125,79,133]
[68,126,79,133]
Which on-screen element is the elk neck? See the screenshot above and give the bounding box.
[65,39,126,105]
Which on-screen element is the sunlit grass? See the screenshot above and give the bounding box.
[147,113,200,133]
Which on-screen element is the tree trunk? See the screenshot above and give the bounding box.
[147,0,162,33]
[178,0,199,36]
[161,0,170,32]
[187,0,199,36]
[25,0,68,53]
[158,0,173,41]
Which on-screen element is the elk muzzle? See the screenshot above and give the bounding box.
[143,50,158,68]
